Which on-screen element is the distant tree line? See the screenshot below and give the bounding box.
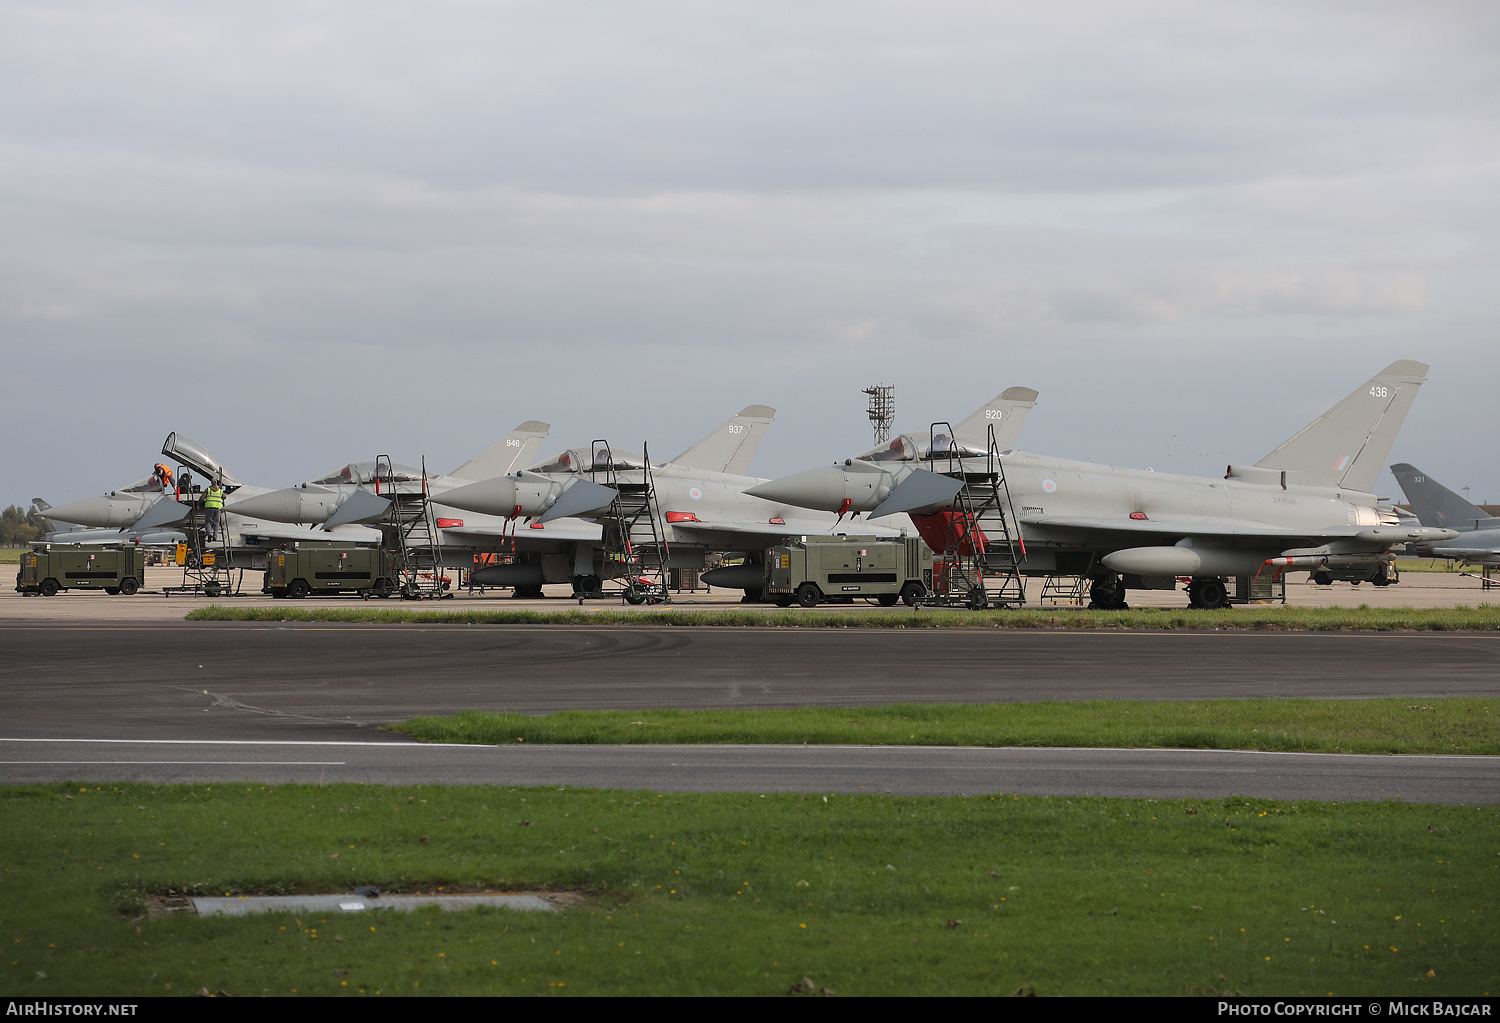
[1,505,52,546]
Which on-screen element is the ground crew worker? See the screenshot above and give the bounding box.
[204,480,225,541]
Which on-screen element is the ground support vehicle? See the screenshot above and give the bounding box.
[764,535,932,608]
[15,543,147,596]
[263,542,399,599]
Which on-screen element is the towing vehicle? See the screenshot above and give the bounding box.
[16,542,147,596]
[263,542,400,599]
[764,535,931,608]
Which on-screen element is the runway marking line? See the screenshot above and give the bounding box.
[0,738,1492,761]
[0,761,347,766]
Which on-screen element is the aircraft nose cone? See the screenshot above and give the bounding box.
[439,477,521,516]
[746,466,852,512]
[225,488,310,523]
[44,495,145,528]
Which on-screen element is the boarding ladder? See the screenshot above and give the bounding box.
[915,423,1027,610]
[162,474,241,598]
[375,455,446,600]
[1037,554,1094,606]
[589,441,672,605]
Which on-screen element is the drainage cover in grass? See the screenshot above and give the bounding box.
[191,894,559,916]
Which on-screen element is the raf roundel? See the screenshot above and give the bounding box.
[689,487,703,500]
[1041,479,1057,494]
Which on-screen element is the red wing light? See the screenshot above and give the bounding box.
[769,517,785,525]
[529,522,544,529]
[666,511,699,523]
[1130,512,1148,520]
[436,518,463,528]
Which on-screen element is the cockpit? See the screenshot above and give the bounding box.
[529,447,654,475]
[308,461,424,486]
[852,432,990,464]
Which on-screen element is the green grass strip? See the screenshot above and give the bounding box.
[186,603,1500,630]
[3,782,1494,996]
[393,697,1500,756]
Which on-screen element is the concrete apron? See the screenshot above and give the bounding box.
[192,893,558,916]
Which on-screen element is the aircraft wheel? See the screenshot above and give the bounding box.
[39,579,59,597]
[1312,569,1334,586]
[287,579,311,599]
[1089,575,1123,609]
[876,593,899,607]
[1190,577,1229,610]
[795,583,821,608]
[120,578,139,596]
[966,587,988,611]
[900,582,925,607]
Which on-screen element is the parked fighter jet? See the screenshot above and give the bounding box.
[749,363,1456,609]
[436,405,907,598]
[30,498,185,549]
[41,434,383,562]
[226,421,556,527]
[1390,463,1500,565]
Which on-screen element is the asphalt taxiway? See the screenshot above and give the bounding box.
[1,619,1496,802]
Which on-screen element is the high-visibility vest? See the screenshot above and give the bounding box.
[205,488,224,510]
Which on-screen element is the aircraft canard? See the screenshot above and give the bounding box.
[748,366,1457,608]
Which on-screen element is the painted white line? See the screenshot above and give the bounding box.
[0,738,1493,761]
[0,760,347,765]
[0,737,476,748]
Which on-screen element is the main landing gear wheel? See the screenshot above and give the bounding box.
[795,583,821,609]
[1312,569,1334,586]
[1088,576,1127,610]
[1186,577,1229,610]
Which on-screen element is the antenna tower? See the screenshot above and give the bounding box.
[863,384,895,445]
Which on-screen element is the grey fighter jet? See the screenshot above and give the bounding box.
[30,498,185,549]
[226,421,557,528]
[42,434,386,562]
[1390,463,1500,566]
[748,362,1456,609]
[437,405,906,598]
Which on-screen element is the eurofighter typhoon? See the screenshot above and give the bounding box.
[1390,463,1500,566]
[748,362,1457,609]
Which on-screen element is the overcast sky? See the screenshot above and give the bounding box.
[5,1,1498,511]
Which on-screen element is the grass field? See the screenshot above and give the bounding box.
[393,697,1500,756]
[0,548,22,565]
[186,604,1500,630]
[1,782,1493,997]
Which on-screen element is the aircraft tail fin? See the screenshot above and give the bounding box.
[1390,463,1494,531]
[954,387,1039,448]
[1254,360,1427,493]
[451,421,551,480]
[671,405,776,475]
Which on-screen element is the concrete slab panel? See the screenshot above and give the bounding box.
[191,893,558,916]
